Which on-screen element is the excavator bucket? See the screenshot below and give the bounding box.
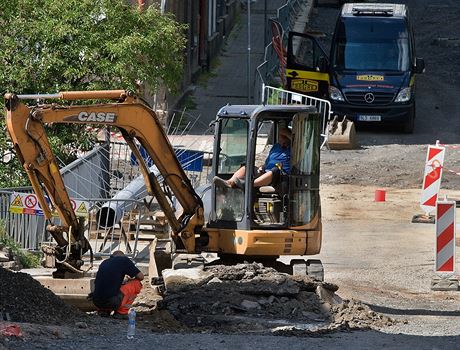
[325,115,357,150]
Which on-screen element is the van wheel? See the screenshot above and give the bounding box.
[401,108,415,134]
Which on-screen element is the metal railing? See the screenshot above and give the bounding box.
[0,126,212,251]
[262,84,332,148]
[0,189,47,250]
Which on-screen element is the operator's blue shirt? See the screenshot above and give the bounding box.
[264,143,291,173]
[93,256,140,300]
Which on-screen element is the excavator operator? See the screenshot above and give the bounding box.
[213,126,292,189]
[91,251,144,316]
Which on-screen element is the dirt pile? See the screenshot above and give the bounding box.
[0,267,86,325]
[153,262,396,334]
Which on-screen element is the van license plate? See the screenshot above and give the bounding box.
[358,115,381,121]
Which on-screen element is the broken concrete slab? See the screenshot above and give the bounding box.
[0,251,10,262]
[162,267,213,293]
[431,277,459,291]
[235,276,300,296]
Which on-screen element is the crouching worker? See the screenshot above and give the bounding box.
[91,250,144,316]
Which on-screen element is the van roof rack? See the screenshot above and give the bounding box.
[343,3,406,17]
[352,7,393,16]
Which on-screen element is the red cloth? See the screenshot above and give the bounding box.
[116,279,142,315]
[1,324,22,337]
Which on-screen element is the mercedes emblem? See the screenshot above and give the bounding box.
[364,92,375,103]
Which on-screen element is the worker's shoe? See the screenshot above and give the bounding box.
[227,178,244,190]
[213,176,232,188]
[113,313,128,320]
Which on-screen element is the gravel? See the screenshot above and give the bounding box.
[0,267,86,325]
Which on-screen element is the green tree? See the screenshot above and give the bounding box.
[0,0,187,187]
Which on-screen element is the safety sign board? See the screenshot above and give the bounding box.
[420,144,445,215]
[9,192,89,218]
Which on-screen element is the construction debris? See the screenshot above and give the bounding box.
[0,267,86,325]
[1,261,396,336]
[0,245,22,271]
[144,262,398,334]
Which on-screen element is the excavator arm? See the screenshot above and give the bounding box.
[4,90,204,275]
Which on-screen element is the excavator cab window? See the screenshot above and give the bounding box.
[216,118,248,174]
[251,119,291,227]
[213,117,249,222]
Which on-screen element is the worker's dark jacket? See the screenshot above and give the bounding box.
[92,255,140,310]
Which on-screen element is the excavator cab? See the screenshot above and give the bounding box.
[208,105,321,244]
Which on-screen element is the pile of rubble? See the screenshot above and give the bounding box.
[150,262,397,334]
[0,267,86,325]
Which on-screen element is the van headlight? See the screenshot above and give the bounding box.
[329,86,344,101]
[395,87,411,103]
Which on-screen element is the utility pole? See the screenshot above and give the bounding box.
[247,1,251,103]
[264,0,267,47]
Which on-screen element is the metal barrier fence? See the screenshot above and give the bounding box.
[0,142,113,250]
[88,198,147,259]
[0,189,47,250]
[0,192,166,259]
[262,84,332,148]
[254,0,308,103]
[262,84,332,130]
[1,131,212,251]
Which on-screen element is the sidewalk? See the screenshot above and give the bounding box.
[188,0,313,135]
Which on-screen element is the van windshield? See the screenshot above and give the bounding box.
[332,17,410,72]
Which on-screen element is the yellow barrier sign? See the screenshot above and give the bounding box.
[9,192,89,218]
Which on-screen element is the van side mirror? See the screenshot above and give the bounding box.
[318,56,328,72]
[414,57,425,74]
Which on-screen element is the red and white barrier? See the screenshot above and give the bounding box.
[420,143,445,215]
[435,200,456,273]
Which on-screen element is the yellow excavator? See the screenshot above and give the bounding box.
[4,90,323,280]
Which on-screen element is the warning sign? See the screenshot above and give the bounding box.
[10,195,22,207]
[9,192,89,218]
[24,194,37,208]
[9,194,23,214]
[77,202,88,215]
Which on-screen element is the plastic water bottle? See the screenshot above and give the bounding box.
[126,308,136,339]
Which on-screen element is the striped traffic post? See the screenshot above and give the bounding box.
[420,142,445,215]
[431,199,458,291]
[435,200,456,272]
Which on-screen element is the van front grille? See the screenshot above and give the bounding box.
[344,91,395,105]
